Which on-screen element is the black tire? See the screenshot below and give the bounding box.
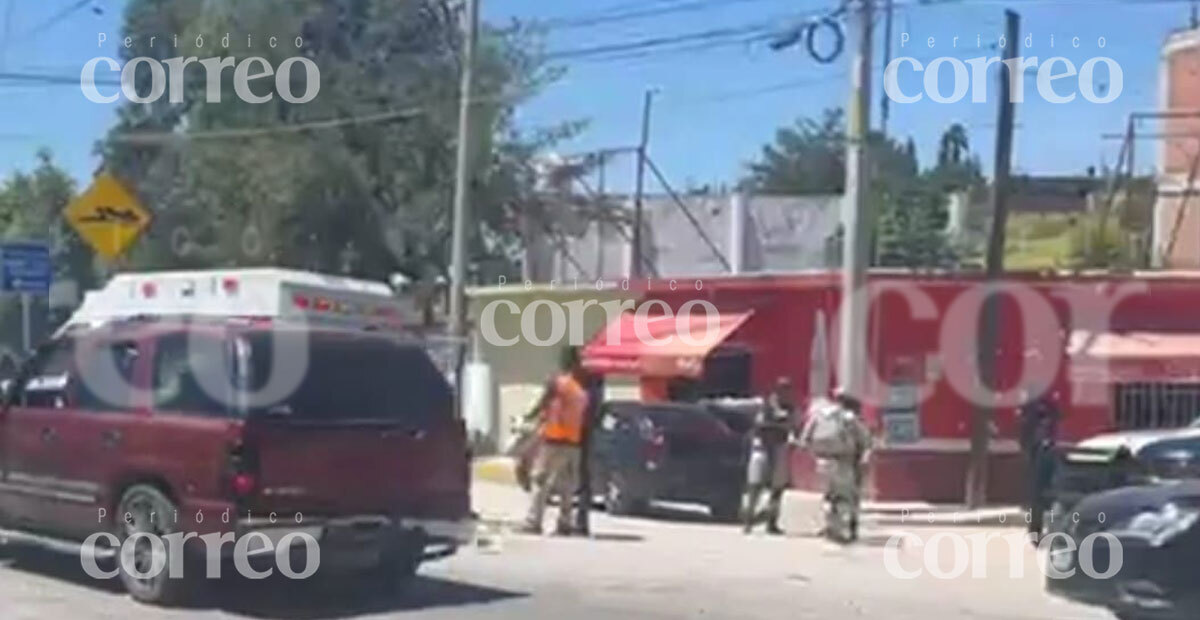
[115,484,199,606]
[366,541,422,599]
[604,474,646,516]
[709,495,742,523]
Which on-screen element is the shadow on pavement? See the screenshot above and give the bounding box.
[0,546,124,594]
[0,546,526,619]
[214,573,527,619]
[585,532,644,543]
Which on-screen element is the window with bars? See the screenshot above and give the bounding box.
[1113,383,1200,430]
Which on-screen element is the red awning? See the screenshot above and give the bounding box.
[582,310,753,378]
[1068,330,1200,381]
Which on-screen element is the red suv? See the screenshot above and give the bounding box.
[0,316,473,605]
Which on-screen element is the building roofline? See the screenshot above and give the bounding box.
[1164,27,1200,56]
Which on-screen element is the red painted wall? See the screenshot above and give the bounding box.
[633,271,1200,503]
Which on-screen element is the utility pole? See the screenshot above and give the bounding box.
[597,151,607,277]
[880,0,894,136]
[631,88,656,278]
[966,9,1019,509]
[448,0,479,340]
[837,0,873,400]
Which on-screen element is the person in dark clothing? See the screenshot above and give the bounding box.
[573,373,604,535]
[743,377,796,534]
[1018,390,1060,540]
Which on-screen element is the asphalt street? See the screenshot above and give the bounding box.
[0,482,1115,620]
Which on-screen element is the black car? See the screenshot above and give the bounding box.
[1051,426,1200,519]
[591,400,751,520]
[516,399,755,521]
[1045,480,1200,620]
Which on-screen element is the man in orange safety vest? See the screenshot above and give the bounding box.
[521,347,590,535]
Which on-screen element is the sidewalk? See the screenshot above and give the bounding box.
[472,456,1023,528]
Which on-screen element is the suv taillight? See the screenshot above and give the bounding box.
[225,440,259,499]
[231,472,257,497]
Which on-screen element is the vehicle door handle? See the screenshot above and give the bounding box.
[40,427,57,443]
[383,428,426,440]
[101,429,122,448]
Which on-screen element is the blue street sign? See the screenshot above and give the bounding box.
[0,241,52,295]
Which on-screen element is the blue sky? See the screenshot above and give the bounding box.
[0,0,1193,192]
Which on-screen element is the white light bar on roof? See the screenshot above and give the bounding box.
[61,268,407,332]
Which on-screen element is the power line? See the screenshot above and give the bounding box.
[545,20,778,60]
[559,31,778,64]
[109,107,424,143]
[19,0,97,39]
[0,70,118,86]
[539,0,781,30]
[104,84,542,143]
[685,72,849,104]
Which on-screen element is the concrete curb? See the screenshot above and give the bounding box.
[868,507,1025,528]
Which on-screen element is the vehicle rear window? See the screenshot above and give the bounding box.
[614,403,730,434]
[243,331,451,424]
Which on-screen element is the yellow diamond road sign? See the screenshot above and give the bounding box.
[64,173,151,261]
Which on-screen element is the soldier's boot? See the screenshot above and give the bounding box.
[742,488,759,534]
[764,490,785,535]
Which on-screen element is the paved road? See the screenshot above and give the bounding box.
[0,483,1114,619]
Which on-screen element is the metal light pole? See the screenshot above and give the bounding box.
[837,0,873,400]
[880,0,894,136]
[448,0,480,339]
[631,88,656,278]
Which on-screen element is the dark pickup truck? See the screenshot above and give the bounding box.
[516,399,758,521]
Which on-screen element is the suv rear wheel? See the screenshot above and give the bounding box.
[362,539,422,599]
[116,484,198,606]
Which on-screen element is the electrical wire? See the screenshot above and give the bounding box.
[0,70,118,86]
[545,20,780,60]
[18,0,96,39]
[539,0,780,31]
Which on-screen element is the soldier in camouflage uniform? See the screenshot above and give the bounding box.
[802,389,872,540]
[742,377,796,535]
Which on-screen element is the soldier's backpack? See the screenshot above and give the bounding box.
[807,401,854,458]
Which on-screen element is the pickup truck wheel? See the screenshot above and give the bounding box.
[115,485,198,606]
[367,542,422,599]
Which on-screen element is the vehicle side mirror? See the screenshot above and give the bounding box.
[0,374,22,409]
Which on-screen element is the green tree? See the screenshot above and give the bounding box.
[937,123,969,168]
[929,123,983,192]
[744,108,960,269]
[101,0,573,286]
[0,151,97,348]
[744,108,847,194]
[876,180,953,269]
